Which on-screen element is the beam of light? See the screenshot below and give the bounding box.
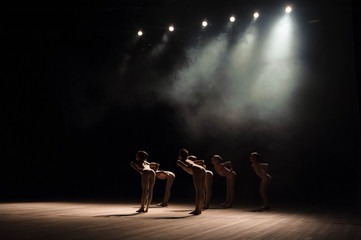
[163,32,229,136]
[202,20,208,27]
[308,19,320,24]
[253,12,259,19]
[250,14,300,120]
[148,33,169,58]
[229,23,258,77]
[285,6,292,13]
[225,16,236,30]
[137,30,143,36]
[159,13,302,138]
[161,18,262,137]
[169,25,174,32]
[169,34,228,102]
[222,22,259,123]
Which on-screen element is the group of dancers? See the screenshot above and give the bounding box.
[130,149,271,215]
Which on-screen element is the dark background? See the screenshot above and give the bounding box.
[2,0,360,207]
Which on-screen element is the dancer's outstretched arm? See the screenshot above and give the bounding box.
[193,160,206,168]
[259,163,269,171]
[222,161,233,170]
[177,160,189,169]
[149,162,160,171]
[130,162,142,174]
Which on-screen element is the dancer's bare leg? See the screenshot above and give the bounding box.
[160,172,175,207]
[203,170,213,209]
[137,172,149,212]
[223,180,230,207]
[225,171,236,207]
[260,176,271,209]
[145,171,156,212]
[191,165,206,215]
[137,169,155,212]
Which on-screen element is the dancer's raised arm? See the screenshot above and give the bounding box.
[130,161,142,174]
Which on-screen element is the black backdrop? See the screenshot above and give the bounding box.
[2,0,360,206]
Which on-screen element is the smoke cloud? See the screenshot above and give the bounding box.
[157,15,303,140]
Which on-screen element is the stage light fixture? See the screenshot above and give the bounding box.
[169,25,174,32]
[253,12,259,19]
[137,30,143,36]
[285,6,292,13]
[202,21,208,27]
[230,16,236,22]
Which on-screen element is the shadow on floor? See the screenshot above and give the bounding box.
[151,215,196,219]
[207,206,229,209]
[94,212,142,217]
[170,209,194,212]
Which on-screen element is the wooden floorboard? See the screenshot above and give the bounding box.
[0,202,360,240]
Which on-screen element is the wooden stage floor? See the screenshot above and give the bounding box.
[0,201,360,240]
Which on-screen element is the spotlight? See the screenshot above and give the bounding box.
[253,12,259,19]
[169,25,174,32]
[202,20,208,27]
[230,16,236,22]
[137,30,143,36]
[285,6,292,13]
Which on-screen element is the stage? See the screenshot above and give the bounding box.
[0,201,360,239]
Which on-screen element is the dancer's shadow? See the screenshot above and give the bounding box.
[250,207,271,212]
[170,209,194,212]
[94,212,142,217]
[151,215,195,219]
[207,206,228,209]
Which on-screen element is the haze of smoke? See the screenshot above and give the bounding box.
[161,33,229,137]
[161,16,302,139]
[148,34,169,59]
